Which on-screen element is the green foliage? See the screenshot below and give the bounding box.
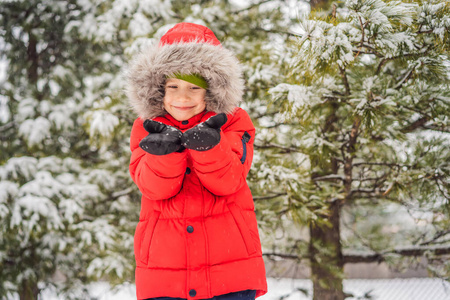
[0,0,303,298]
[2,0,448,298]
[259,0,450,290]
[0,0,140,298]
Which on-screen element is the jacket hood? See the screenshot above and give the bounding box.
[126,23,245,120]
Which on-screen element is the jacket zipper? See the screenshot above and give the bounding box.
[240,131,251,164]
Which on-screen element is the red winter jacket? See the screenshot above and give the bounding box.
[129,108,267,300]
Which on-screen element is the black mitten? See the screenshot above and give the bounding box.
[181,113,227,151]
[139,120,183,155]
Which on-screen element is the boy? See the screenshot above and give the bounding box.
[126,22,267,300]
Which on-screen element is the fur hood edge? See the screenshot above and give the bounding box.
[126,42,245,120]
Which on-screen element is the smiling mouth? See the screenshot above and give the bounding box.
[173,106,195,110]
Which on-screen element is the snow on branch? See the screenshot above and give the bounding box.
[343,245,450,264]
[254,142,303,153]
[263,245,450,264]
[352,162,412,168]
[0,121,16,132]
[111,187,134,199]
[231,0,273,14]
[263,252,304,261]
[253,193,288,201]
[312,174,345,182]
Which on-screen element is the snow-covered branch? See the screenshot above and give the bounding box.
[253,193,287,201]
[263,252,304,261]
[0,121,16,132]
[352,162,412,168]
[251,26,301,38]
[232,0,273,14]
[376,45,432,75]
[339,67,351,95]
[343,245,450,264]
[419,230,450,246]
[263,245,450,265]
[394,67,415,89]
[349,188,390,199]
[423,125,450,133]
[312,174,345,182]
[111,187,134,199]
[254,142,303,153]
[401,116,429,133]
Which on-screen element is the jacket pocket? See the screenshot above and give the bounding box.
[134,211,161,266]
[240,132,251,164]
[228,203,257,255]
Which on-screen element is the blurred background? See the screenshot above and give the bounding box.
[0,0,449,299]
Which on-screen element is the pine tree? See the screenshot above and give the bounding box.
[0,0,173,298]
[257,0,450,299]
[0,0,298,298]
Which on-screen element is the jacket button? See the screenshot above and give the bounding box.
[189,289,197,297]
[182,120,189,125]
[187,225,194,233]
[185,167,191,174]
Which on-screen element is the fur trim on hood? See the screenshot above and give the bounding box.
[126,25,245,120]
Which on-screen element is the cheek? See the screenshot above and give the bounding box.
[198,99,206,110]
[163,96,170,108]
[196,92,206,109]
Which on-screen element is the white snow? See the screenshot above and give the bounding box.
[19,117,51,146]
[0,181,18,218]
[129,12,153,37]
[269,83,324,120]
[13,195,63,231]
[17,98,38,120]
[31,278,450,300]
[85,109,119,138]
[48,105,75,131]
[71,0,173,41]
[0,46,9,122]
[0,93,9,123]
[0,156,38,180]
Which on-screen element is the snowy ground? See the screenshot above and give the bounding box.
[37,277,450,300]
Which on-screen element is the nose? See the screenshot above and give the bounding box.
[177,95,189,102]
[175,90,190,102]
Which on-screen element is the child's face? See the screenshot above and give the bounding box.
[163,78,207,121]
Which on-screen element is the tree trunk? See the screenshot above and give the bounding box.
[27,32,39,85]
[309,200,344,300]
[307,100,345,299]
[19,278,40,300]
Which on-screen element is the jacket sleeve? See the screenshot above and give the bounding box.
[129,118,187,200]
[188,108,255,196]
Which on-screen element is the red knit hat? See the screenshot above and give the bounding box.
[159,22,221,46]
